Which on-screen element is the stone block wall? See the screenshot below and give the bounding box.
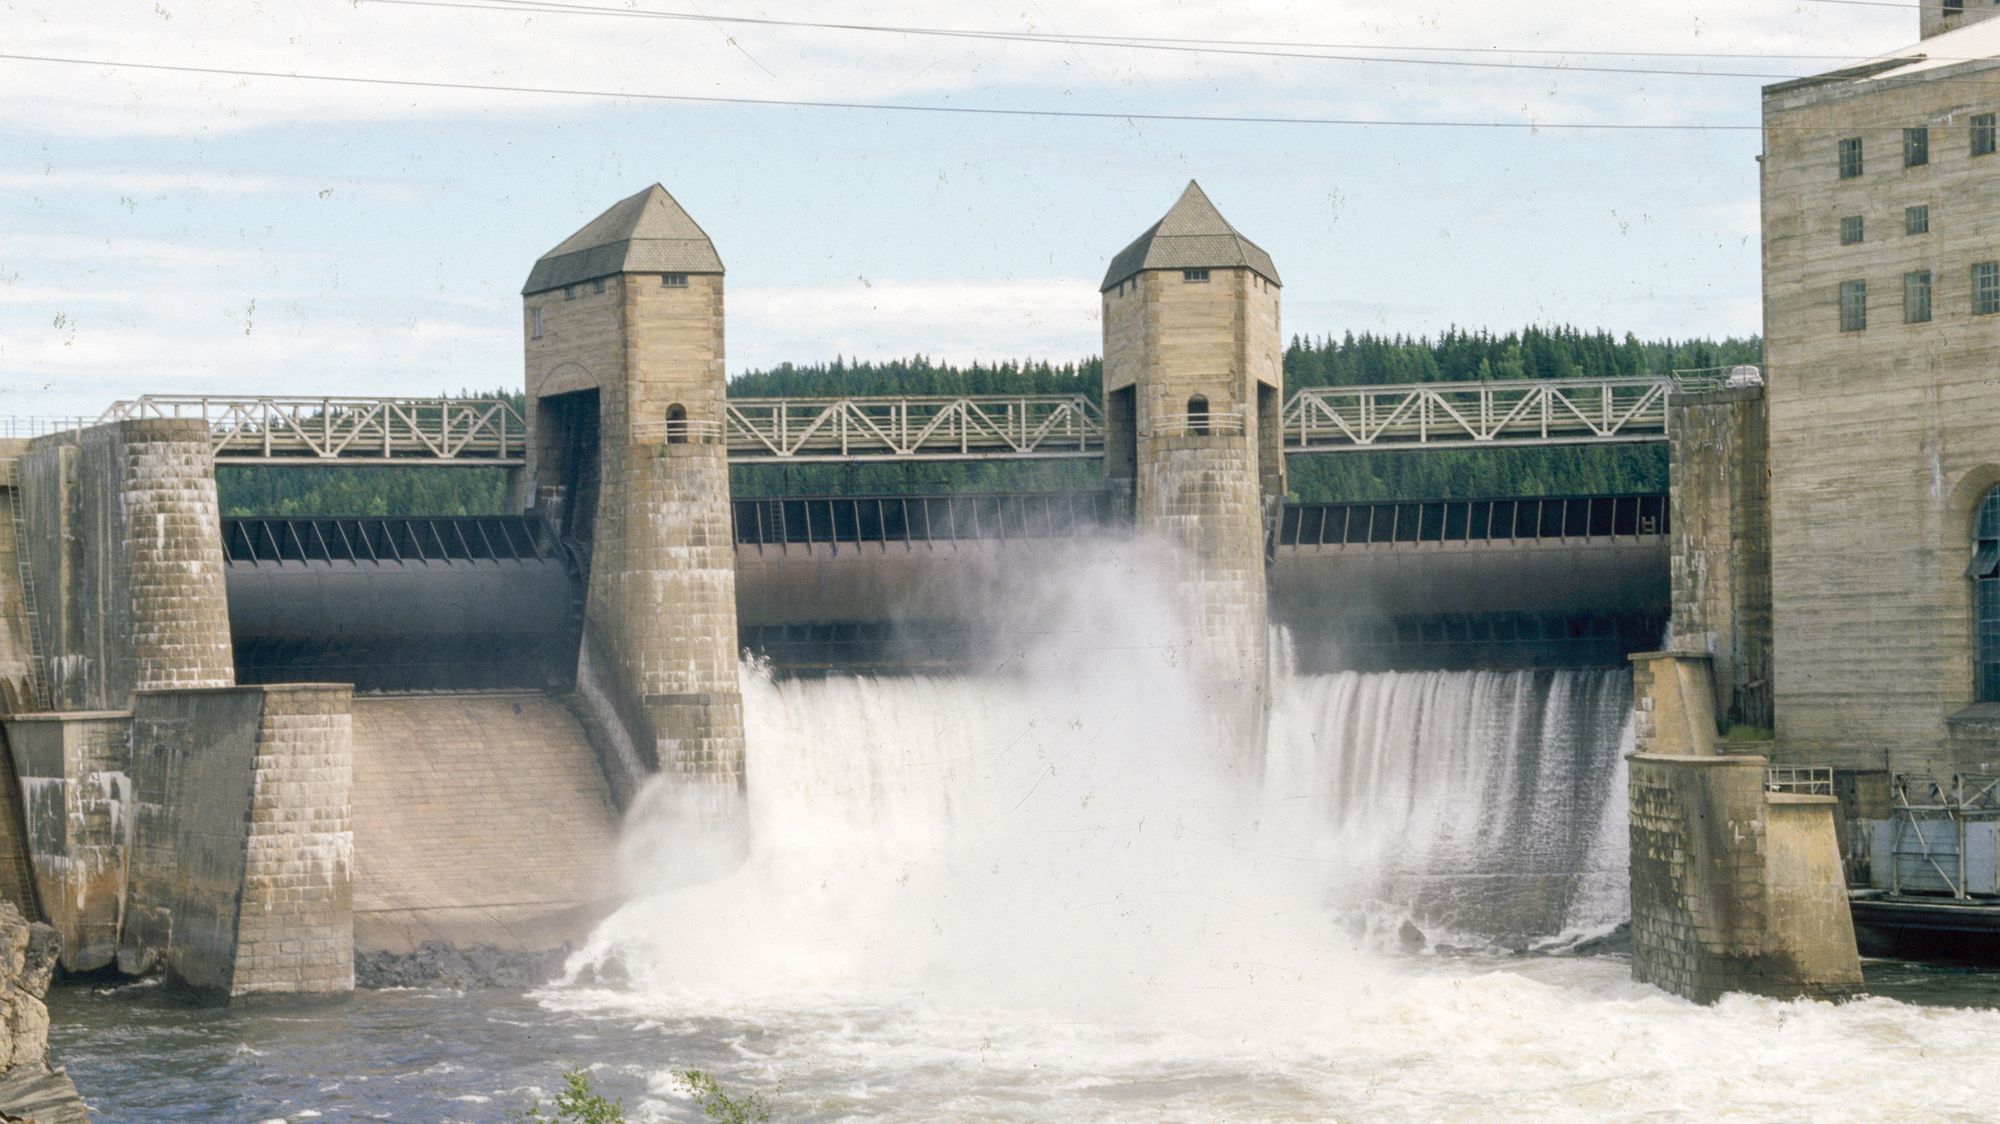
[1138,437,1271,758]
[0,441,37,712]
[1629,651,1721,757]
[121,685,352,997]
[17,420,232,713]
[1668,387,1773,730]
[0,713,131,971]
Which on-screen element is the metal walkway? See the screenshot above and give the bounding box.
[95,375,1691,466]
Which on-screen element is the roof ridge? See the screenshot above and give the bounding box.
[1100,181,1279,292]
[523,185,723,295]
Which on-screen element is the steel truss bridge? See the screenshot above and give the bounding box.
[94,375,1693,466]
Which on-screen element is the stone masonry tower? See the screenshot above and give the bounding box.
[1101,182,1284,755]
[521,185,744,802]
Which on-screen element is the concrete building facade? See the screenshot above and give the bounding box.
[1762,22,2000,777]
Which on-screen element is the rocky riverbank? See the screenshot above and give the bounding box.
[0,903,85,1123]
[354,942,574,990]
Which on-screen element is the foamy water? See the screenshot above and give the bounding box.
[542,662,2000,1123]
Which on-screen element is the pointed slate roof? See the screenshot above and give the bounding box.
[522,184,724,295]
[1100,181,1279,292]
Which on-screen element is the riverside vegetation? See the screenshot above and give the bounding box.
[519,1069,770,1123]
[217,328,1760,516]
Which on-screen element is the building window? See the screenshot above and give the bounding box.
[592,278,606,294]
[1971,485,2000,700]
[563,285,575,301]
[1839,280,1867,331]
[1976,114,1998,157]
[1975,261,2000,314]
[662,273,687,288]
[1906,270,1933,324]
[1906,205,1930,235]
[1186,394,1211,434]
[664,403,688,444]
[1183,269,1210,283]
[530,307,543,340]
[1839,137,1864,178]
[1948,0,1966,14]
[1905,127,1930,168]
[1841,216,1864,244]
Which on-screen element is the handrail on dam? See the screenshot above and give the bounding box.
[1282,376,1676,453]
[724,395,1104,463]
[1278,493,1669,547]
[101,396,527,465]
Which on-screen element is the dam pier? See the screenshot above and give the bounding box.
[0,176,1956,1005]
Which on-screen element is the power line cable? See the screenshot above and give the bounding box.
[359,0,1814,79]
[0,51,1772,129]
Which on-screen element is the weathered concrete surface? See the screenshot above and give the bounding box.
[18,420,233,712]
[1627,651,1860,1002]
[0,713,129,972]
[349,694,620,955]
[0,442,37,713]
[121,684,353,998]
[1669,387,1773,729]
[1630,652,1721,757]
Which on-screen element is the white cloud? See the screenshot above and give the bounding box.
[0,0,1908,137]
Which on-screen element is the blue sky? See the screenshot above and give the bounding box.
[1,0,1914,417]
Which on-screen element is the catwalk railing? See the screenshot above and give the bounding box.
[81,374,1703,466]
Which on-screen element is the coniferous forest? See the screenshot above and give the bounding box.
[216,327,1761,516]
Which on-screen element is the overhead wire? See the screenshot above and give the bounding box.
[0,51,1773,129]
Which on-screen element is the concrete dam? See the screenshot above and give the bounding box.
[0,181,1860,1007]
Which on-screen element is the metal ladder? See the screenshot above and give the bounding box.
[4,457,48,710]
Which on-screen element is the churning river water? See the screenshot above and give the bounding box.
[49,663,2000,1122]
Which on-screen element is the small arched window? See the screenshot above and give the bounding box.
[665,403,689,444]
[1972,485,2000,699]
[1186,394,1210,435]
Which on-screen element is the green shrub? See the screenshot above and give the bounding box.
[521,1070,625,1124]
[676,1069,772,1124]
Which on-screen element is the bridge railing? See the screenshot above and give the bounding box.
[723,395,1103,462]
[100,396,527,465]
[1283,376,1674,452]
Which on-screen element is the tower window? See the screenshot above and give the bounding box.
[1839,280,1868,332]
[592,278,606,294]
[1839,137,1864,178]
[1186,394,1211,435]
[563,285,576,301]
[662,273,688,288]
[1971,485,2000,700]
[1947,0,1966,14]
[1183,269,1210,283]
[1975,114,1997,157]
[1975,261,2000,314]
[1905,270,1933,324]
[1841,216,1864,244]
[1906,205,1930,235]
[1905,127,1930,168]
[665,403,689,444]
[530,307,543,340]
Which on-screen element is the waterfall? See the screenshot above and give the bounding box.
[576,660,1634,1011]
[1268,669,1633,949]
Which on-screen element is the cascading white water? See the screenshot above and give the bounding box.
[1267,668,1633,949]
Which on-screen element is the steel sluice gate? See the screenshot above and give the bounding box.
[221,516,583,692]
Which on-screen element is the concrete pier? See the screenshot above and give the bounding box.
[1101,182,1284,756]
[522,185,747,802]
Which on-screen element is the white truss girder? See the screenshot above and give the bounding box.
[1283,377,1674,452]
[723,395,1104,463]
[100,396,528,465]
